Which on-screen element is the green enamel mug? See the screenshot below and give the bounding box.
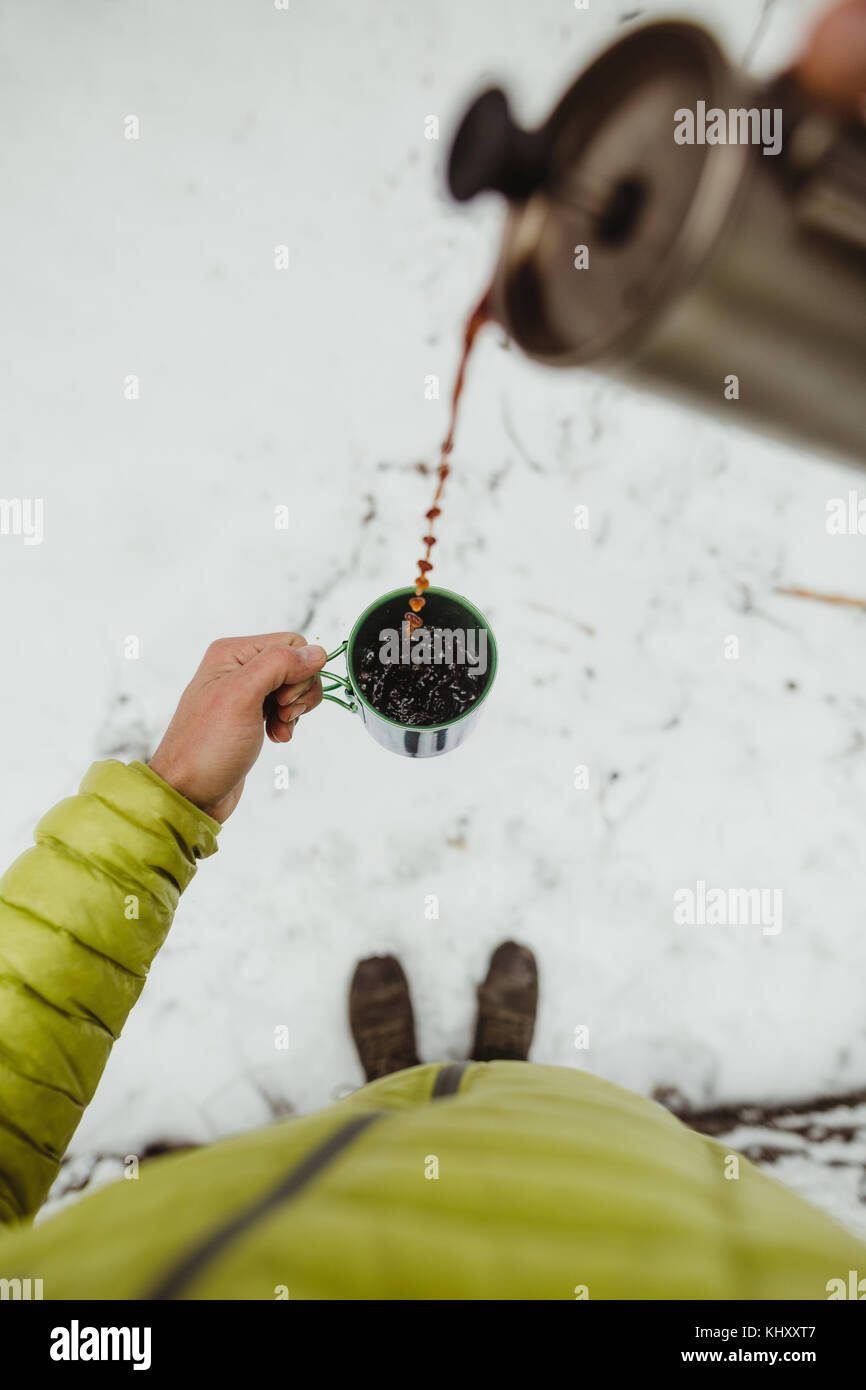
[320,586,498,758]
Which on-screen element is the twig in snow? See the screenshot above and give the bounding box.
[775,586,866,612]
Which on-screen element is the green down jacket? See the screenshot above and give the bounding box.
[0,759,863,1300]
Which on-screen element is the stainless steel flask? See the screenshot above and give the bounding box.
[448,21,866,464]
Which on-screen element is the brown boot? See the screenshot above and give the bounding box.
[349,955,420,1083]
[471,941,538,1062]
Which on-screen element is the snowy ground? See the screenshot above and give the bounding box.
[1,0,865,1237]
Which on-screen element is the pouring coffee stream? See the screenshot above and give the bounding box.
[403,293,491,633]
[315,292,496,748]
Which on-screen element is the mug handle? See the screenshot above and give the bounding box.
[320,642,358,713]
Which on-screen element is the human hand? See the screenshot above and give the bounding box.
[148,632,327,823]
[794,0,866,114]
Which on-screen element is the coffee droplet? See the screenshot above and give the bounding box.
[409,596,425,613]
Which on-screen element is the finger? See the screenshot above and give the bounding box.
[241,642,327,704]
[794,0,866,112]
[265,689,295,728]
[267,707,296,742]
[274,676,317,707]
[276,676,323,721]
[295,677,323,716]
[200,632,310,674]
[278,672,325,717]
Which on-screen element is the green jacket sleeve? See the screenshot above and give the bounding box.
[0,759,219,1226]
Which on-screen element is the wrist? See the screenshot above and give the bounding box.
[147,751,201,811]
[147,749,239,825]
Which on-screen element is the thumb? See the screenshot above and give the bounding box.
[241,642,327,702]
